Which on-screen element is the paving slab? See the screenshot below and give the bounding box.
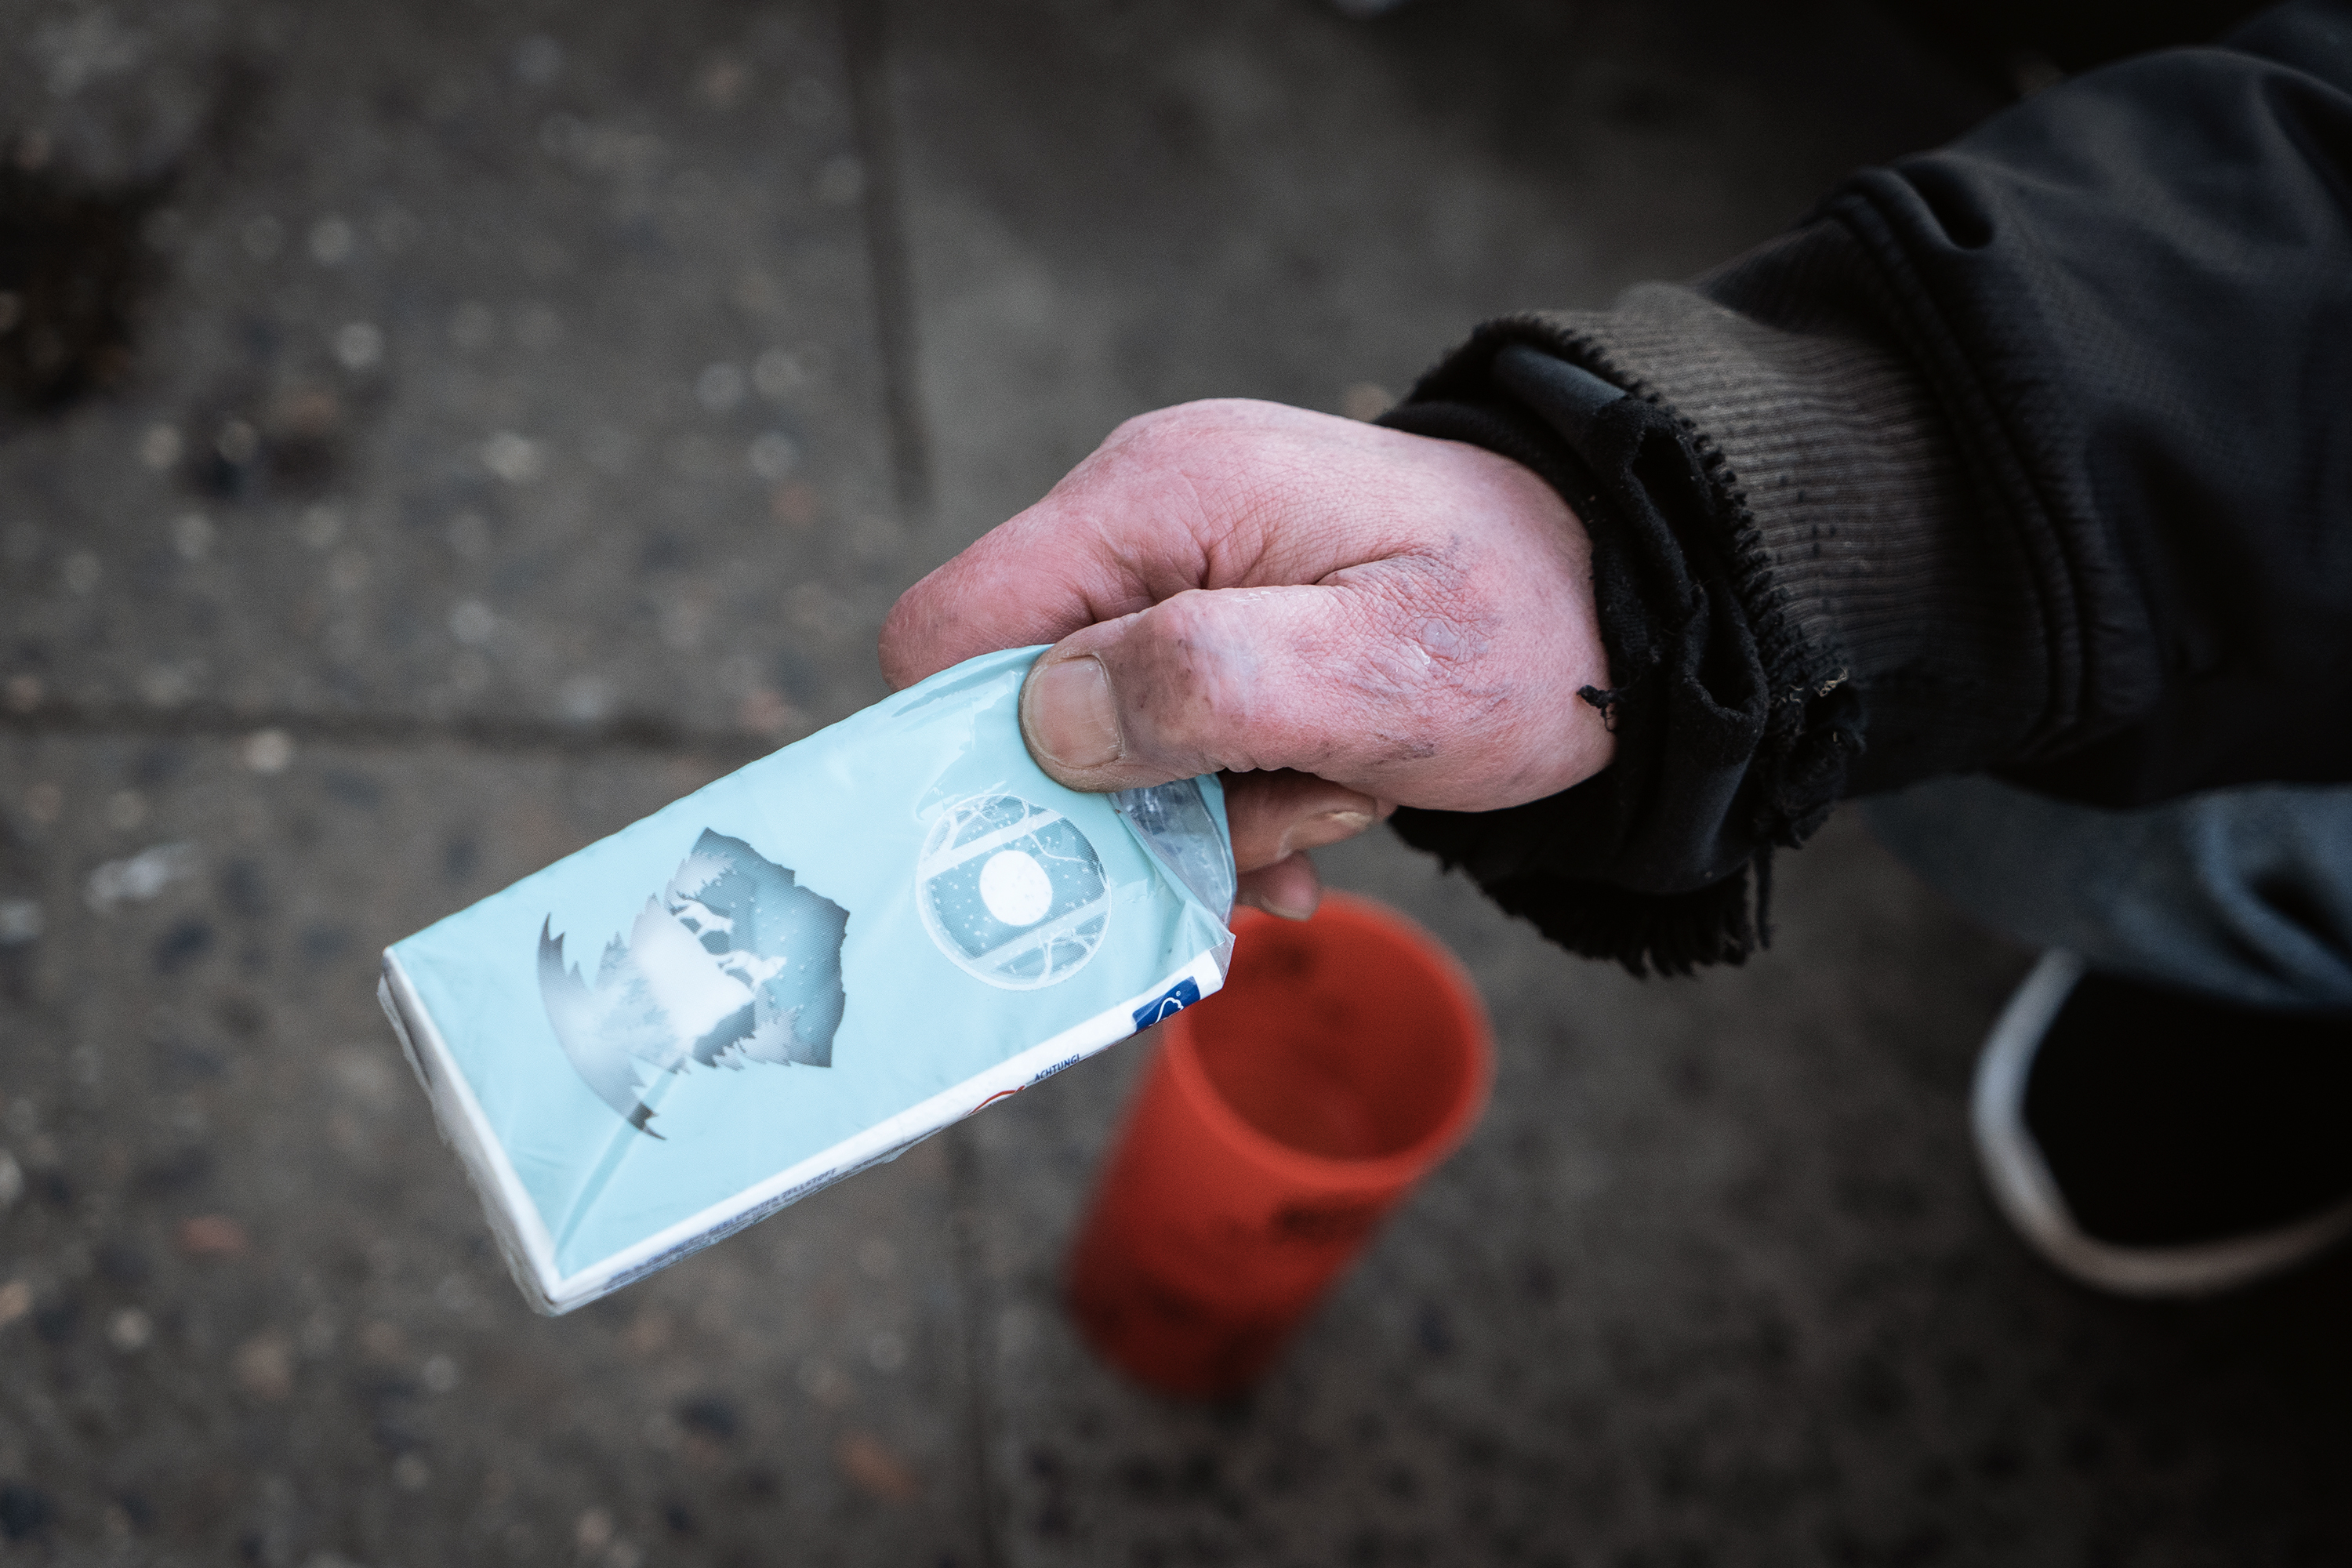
[1,0,904,743]
[0,732,990,1566]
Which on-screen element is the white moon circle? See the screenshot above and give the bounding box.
[978,849,1055,927]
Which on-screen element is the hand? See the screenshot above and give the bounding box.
[879,399,1613,919]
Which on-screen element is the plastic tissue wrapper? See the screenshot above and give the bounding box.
[377,648,1236,1313]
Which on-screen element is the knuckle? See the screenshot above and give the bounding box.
[1104,400,1220,452]
[1101,408,1171,449]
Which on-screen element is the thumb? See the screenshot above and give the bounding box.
[1020,579,1534,806]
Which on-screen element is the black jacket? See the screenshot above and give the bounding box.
[1383,0,2352,975]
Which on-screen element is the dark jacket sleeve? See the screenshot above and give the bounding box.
[1381,0,2352,975]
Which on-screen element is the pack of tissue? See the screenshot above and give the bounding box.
[378,648,1235,1313]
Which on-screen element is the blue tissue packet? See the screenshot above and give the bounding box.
[378,648,1234,1312]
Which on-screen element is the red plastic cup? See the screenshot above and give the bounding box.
[1065,892,1494,1399]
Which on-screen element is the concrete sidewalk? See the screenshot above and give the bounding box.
[2,2,2348,1564]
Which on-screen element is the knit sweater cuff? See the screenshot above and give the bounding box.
[1534,280,2044,783]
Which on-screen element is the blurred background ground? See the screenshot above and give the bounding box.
[2,2,2346,1565]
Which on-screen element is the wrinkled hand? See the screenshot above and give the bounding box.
[879,399,1613,919]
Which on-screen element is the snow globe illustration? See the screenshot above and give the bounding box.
[537,829,849,1136]
[916,793,1109,989]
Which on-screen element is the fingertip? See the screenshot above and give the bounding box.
[1236,851,1321,921]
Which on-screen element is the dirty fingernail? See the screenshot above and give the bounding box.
[1026,655,1122,771]
[1258,887,1316,921]
[1247,854,1319,920]
[1279,808,1373,858]
[1239,885,1316,921]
